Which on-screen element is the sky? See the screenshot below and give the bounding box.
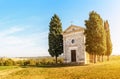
[0,0,120,57]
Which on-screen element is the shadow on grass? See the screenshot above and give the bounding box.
[20,63,89,68]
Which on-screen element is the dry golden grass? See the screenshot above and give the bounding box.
[2,56,120,79]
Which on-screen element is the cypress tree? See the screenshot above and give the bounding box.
[85,11,106,63]
[48,14,63,64]
[104,20,112,61]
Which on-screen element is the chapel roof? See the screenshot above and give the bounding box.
[63,25,85,34]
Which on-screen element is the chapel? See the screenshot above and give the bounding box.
[63,25,89,64]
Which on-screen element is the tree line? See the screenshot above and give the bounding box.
[85,11,112,63]
[0,57,63,66]
[48,11,112,63]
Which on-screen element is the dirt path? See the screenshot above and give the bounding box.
[0,68,23,79]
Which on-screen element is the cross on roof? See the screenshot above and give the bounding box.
[70,21,73,25]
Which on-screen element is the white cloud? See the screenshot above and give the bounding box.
[0,26,24,37]
[0,26,49,57]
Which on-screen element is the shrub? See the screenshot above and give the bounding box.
[29,59,36,66]
[4,59,14,66]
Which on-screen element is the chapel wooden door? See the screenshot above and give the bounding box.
[71,50,76,62]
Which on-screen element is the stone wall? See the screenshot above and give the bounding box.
[63,30,86,63]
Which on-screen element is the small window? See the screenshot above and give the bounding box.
[72,28,75,31]
[71,39,75,44]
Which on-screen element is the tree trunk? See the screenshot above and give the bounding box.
[99,55,101,62]
[107,55,109,61]
[102,55,104,62]
[90,53,94,63]
[55,56,58,64]
[97,55,100,62]
[94,54,97,63]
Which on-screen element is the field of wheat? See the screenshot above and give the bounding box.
[0,56,120,79]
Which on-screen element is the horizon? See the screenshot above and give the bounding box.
[0,0,120,57]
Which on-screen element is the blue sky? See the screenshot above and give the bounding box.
[0,0,120,57]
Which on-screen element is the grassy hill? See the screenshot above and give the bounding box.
[1,56,120,79]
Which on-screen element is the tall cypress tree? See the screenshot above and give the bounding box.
[48,14,63,64]
[104,20,112,61]
[85,11,106,63]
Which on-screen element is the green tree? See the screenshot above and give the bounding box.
[4,59,14,66]
[29,59,36,66]
[85,11,106,63]
[48,14,63,64]
[104,20,112,61]
[0,58,5,66]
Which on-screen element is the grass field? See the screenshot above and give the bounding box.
[0,66,18,71]
[1,56,120,79]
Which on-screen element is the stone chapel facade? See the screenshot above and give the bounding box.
[63,25,89,64]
